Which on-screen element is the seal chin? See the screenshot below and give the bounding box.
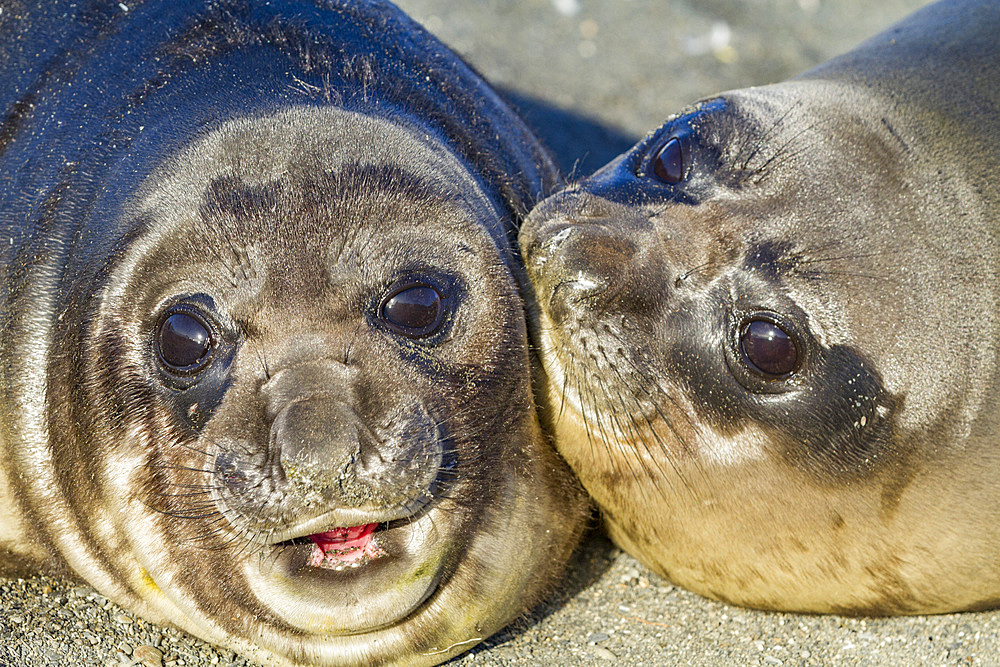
[248,507,449,635]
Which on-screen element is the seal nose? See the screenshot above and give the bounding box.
[272,395,367,475]
[258,359,444,508]
[529,220,638,325]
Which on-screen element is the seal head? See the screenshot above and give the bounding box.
[521,0,1000,614]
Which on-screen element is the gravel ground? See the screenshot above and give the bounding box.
[9,1,994,666]
[5,532,1000,666]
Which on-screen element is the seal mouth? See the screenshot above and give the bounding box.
[249,506,452,635]
[285,522,387,569]
[270,497,436,572]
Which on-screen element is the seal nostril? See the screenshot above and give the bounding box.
[541,224,639,324]
[548,276,609,325]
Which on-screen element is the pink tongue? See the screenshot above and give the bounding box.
[307,523,384,568]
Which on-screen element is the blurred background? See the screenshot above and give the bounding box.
[396,0,932,176]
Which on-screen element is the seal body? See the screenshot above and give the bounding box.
[0,1,588,664]
[520,0,1000,614]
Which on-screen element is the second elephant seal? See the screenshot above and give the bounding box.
[520,0,1000,614]
[0,1,588,665]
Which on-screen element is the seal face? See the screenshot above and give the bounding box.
[521,0,1000,615]
[0,2,587,665]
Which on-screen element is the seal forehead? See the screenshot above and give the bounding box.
[136,105,505,240]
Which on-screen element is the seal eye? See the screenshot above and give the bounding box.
[740,319,797,376]
[379,284,444,338]
[157,312,213,371]
[652,137,684,184]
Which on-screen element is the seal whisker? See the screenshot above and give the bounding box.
[616,351,701,446]
[733,100,801,173]
[597,346,696,498]
[806,269,896,281]
[586,365,646,490]
[155,488,215,498]
[342,320,365,365]
[544,326,576,423]
[254,343,272,381]
[588,344,666,484]
[191,216,242,288]
[794,250,900,264]
[596,369,679,502]
[569,347,603,472]
[168,441,215,458]
[744,123,818,184]
[147,463,218,476]
[677,260,724,283]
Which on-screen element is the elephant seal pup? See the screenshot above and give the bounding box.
[0,1,588,664]
[520,0,1000,615]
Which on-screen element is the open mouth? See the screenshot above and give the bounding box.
[304,523,387,569]
[245,507,452,635]
[272,519,413,572]
[266,488,444,571]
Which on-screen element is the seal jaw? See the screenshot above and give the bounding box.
[251,508,450,635]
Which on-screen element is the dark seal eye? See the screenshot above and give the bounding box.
[652,137,684,184]
[740,319,798,376]
[157,311,213,371]
[379,283,444,338]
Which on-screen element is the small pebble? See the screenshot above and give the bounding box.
[114,614,133,624]
[587,632,610,644]
[592,646,618,660]
[133,644,164,667]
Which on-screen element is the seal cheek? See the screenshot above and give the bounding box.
[693,422,771,467]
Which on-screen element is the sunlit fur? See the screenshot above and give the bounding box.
[0,2,587,665]
[521,0,1000,615]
